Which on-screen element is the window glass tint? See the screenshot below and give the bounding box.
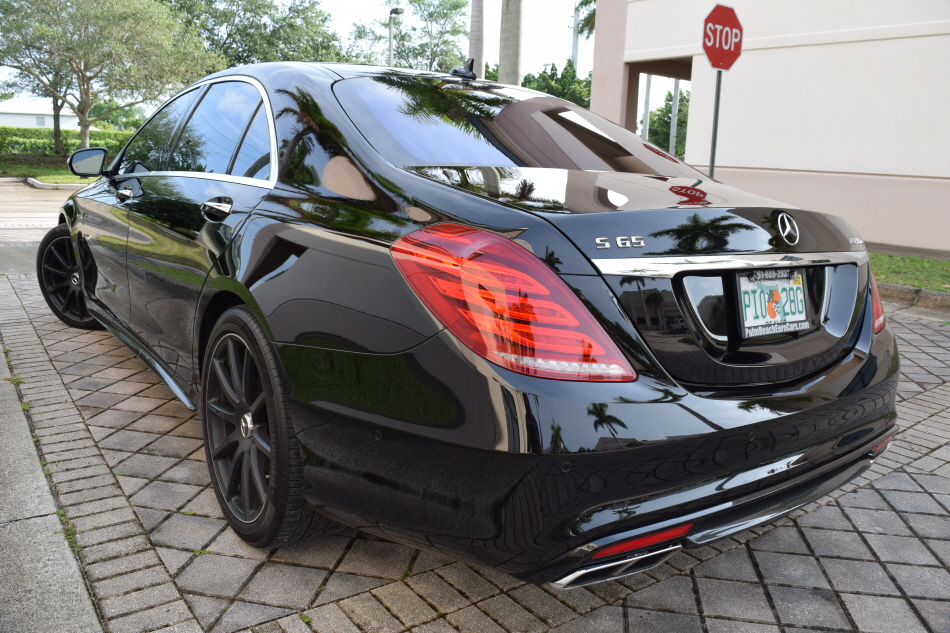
[334,76,704,179]
[119,88,200,174]
[169,81,261,174]
[229,103,271,179]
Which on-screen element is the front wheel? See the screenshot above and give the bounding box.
[36,224,102,329]
[201,305,328,546]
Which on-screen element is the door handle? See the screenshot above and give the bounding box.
[201,202,232,215]
[201,199,233,221]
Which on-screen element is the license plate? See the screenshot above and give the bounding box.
[738,268,809,338]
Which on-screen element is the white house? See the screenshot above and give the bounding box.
[0,96,81,130]
[590,0,950,251]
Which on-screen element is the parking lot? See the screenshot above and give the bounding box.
[1,182,949,633]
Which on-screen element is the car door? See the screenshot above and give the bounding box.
[123,79,275,384]
[75,87,202,326]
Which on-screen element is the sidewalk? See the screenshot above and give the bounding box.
[1,270,950,633]
[0,313,102,631]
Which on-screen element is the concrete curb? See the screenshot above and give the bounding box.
[0,177,26,182]
[879,281,950,315]
[25,177,86,191]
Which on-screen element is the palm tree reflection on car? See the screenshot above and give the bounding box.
[648,212,756,255]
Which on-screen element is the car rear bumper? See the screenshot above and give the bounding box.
[280,323,898,584]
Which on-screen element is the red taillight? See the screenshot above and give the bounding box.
[391,224,636,381]
[591,524,693,560]
[869,272,886,334]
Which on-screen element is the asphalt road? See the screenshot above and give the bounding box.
[0,180,70,274]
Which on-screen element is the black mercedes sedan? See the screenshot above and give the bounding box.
[41,62,898,588]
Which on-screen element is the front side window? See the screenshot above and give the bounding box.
[118,88,200,175]
[334,76,704,179]
[168,81,263,174]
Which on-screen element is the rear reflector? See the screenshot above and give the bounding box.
[391,224,635,381]
[871,437,892,454]
[869,273,886,334]
[591,524,693,560]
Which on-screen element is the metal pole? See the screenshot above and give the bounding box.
[389,15,394,66]
[669,78,680,156]
[709,70,722,179]
[641,74,652,140]
[571,7,580,68]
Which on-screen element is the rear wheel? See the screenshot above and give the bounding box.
[36,224,101,329]
[202,305,328,546]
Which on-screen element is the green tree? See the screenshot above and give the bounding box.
[647,89,689,159]
[163,0,347,68]
[0,91,12,101]
[521,59,591,107]
[0,0,222,148]
[576,0,595,39]
[354,0,469,72]
[2,66,75,154]
[90,100,147,131]
[484,63,499,81]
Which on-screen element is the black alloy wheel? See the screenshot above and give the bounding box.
[202,306,328,546]
[206,331,273,523]
[37,224,102,329]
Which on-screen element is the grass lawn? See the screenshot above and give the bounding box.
[870,252,950,293]
[0,153,91,184]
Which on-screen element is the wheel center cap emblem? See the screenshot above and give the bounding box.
[776,212,800,246]
[70,272,80,285]
[240,413,254,438]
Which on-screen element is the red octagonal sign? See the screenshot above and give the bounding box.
[703,5,743,70]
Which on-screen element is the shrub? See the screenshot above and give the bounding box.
[0,126,132,154]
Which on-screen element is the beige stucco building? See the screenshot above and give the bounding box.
[590,0,950,251]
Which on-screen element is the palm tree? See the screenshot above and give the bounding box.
[587,402,627,440]
[498,0,522,85]
[575,0,596,39]
[469,0,484,80]
[648,212,755,254]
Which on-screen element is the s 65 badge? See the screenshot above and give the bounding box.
[595,236,645,249]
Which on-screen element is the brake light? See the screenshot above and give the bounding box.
[869,272,886,334]
[592,523,693,560]
[391,224,636,381]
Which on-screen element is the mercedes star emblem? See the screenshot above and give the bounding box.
[777,212,800,246]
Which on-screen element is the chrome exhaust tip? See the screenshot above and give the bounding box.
[551,544,681,589]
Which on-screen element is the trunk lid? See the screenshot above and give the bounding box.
[410,166,871,389]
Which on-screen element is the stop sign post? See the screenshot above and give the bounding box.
[703,5,742,178]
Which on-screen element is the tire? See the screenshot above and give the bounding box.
[36,224,102,329]
[201,305,329,547]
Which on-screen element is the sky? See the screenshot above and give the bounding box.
[321,0,687,119]
[1,0,688,124]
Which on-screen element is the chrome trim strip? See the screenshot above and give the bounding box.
[552,544,681,589]
[592,251,868,278]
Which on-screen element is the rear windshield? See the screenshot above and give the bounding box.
[334,75,704,179]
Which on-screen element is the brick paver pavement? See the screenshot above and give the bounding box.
[2,272,949,633]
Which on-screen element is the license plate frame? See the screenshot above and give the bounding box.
[737,268,810,339]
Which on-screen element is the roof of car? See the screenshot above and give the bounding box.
[212,61,499,86]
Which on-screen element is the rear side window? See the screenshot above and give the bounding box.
[229,103,271,179]
[118,88,200,174]
[168,81,263,174]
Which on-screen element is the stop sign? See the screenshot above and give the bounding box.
[703,5,743,70]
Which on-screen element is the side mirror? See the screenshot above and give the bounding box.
[67,147,108,177]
